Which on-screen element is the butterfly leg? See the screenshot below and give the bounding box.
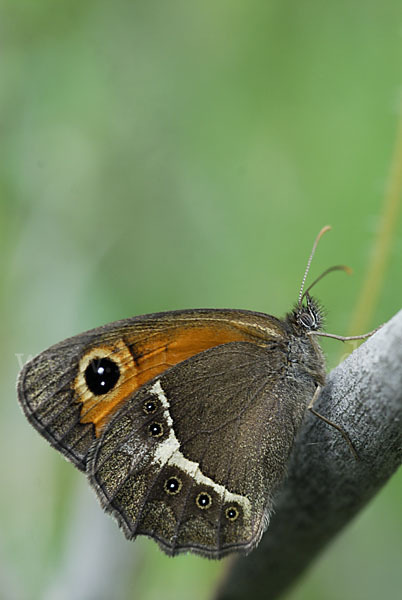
[307,386,359,460]
[307,385,322,411]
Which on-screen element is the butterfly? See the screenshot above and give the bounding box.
[17,226,369,558]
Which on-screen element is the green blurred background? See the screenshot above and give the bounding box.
[1,2,401,599]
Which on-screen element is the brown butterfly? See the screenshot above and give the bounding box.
[17,226,372,558]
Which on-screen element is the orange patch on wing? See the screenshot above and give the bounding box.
[75,323,264,436]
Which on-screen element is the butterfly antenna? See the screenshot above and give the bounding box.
[300,265,353,302]
[298,225,332,307]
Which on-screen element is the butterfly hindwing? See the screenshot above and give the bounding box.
[88,341,314,558]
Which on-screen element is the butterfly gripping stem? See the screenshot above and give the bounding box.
[308,386,360,461]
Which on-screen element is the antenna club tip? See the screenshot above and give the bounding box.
[319,225,332,236]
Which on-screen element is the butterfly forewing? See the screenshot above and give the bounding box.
[17,337,98,469]
[17,309,283,470]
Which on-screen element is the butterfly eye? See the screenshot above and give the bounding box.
[148,422,164,437]
[196,492,212,509]
[225,506,239,521]
[297,295,323,330]
[299,312,315,328]
[143,399,157,414]
[164,476,182,495]
[84,357,120,395]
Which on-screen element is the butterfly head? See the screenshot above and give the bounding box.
[294,293,324,332]
[286,293,325,335]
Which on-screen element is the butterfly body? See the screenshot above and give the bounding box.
[18,301,325,558]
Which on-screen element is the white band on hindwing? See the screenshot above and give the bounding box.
[150,380,251,517]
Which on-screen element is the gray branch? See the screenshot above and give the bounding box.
[215,310,402,600]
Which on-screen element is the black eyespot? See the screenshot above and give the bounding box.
[196,492,212,509]
[143,398,157,414]
[164,476,182,495]
[84,357,120,395]
[148,422,163,437]
[225,506,239,521]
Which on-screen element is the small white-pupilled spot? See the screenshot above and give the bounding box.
[225,506,239,521]
[149,422,163,437]
[164,476,182,495]
[143,399,157,414]
[149,380,251,517]
[196,491,212,509]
